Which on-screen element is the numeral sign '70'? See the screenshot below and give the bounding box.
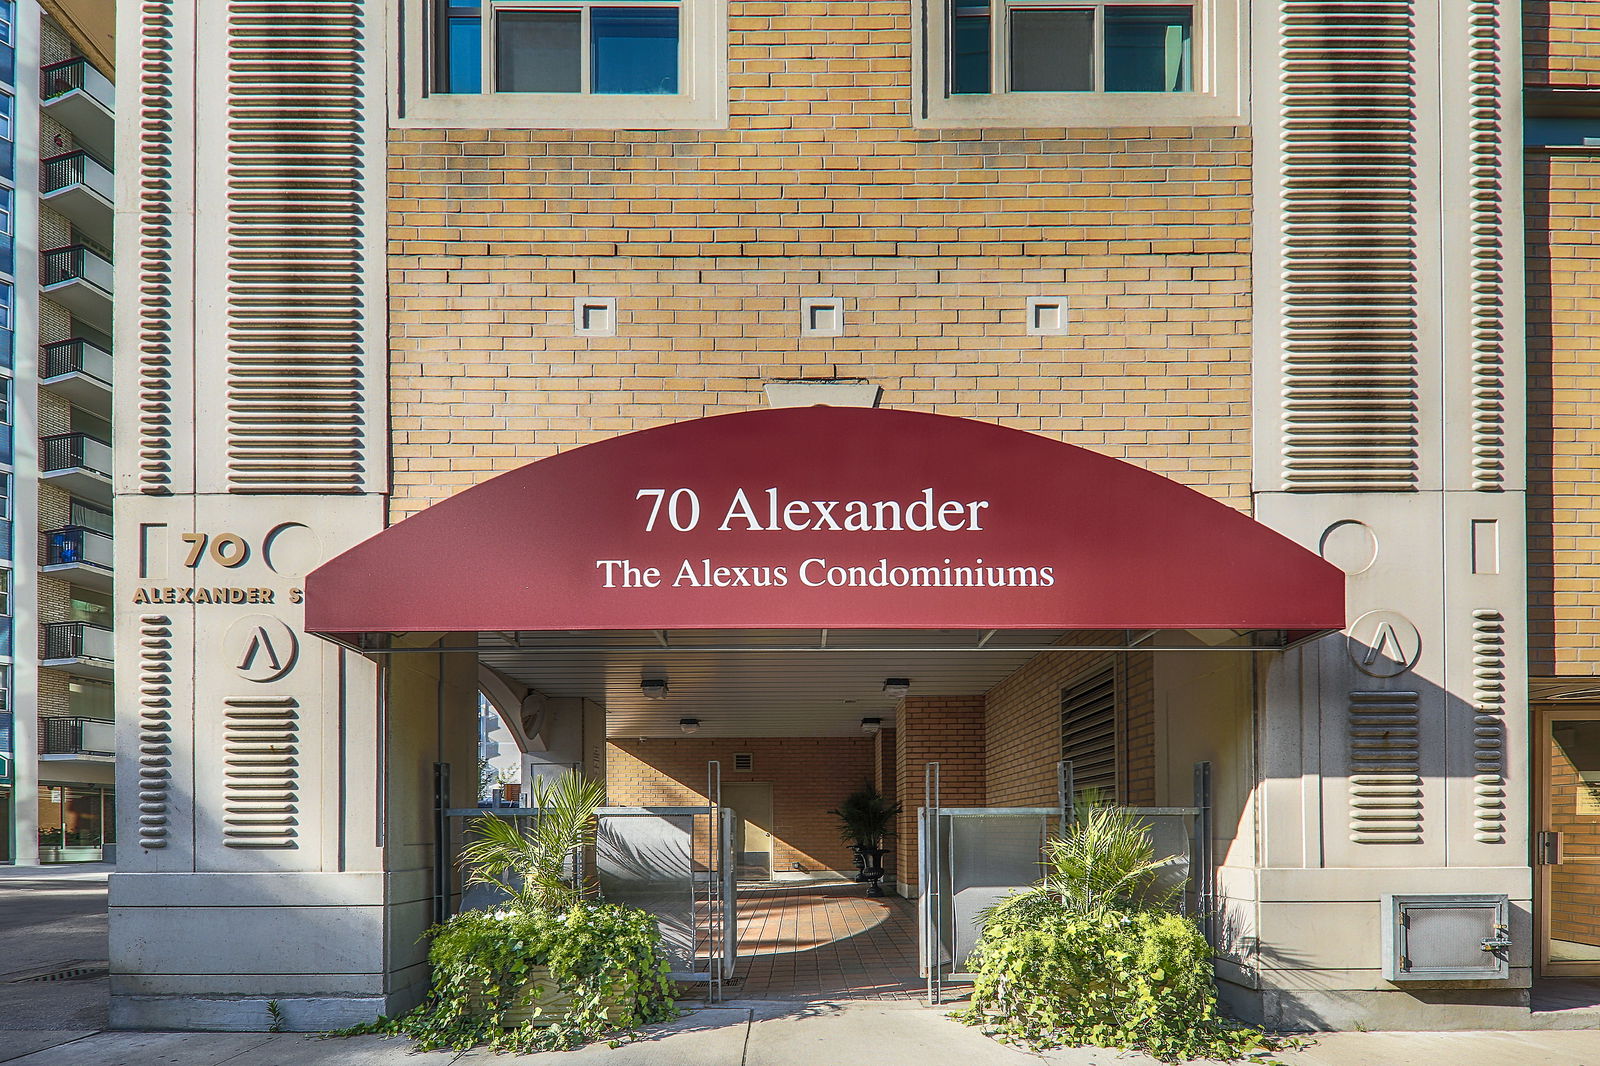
[180,532,251,569]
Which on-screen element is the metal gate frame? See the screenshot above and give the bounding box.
[442,760,737,1000]
[918,759,1214,1005]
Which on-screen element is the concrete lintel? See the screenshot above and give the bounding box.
[1256,866,1533,903]
[763,381,881,408]
[109,870,387,908]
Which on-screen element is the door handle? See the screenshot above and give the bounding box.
[1538,830,1564,865]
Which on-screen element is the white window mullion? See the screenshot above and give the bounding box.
[481,4,497,93]
[1092,3,1104,92]
[579,5,592,94]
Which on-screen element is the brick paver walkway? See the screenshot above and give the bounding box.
[723,881,922,1000]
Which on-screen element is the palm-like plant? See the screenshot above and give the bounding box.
[829,783,902,849]
[1034,802,1184,917]
[458,772,608,913]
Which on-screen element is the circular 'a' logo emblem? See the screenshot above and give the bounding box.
[1345,610,1422,678]
[223,615,300,683]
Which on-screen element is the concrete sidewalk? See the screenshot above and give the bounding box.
[1,1002,1598,1066]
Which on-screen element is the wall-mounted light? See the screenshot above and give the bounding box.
[882,678,911,698]
[679,718,700,735]
[861,717,882,735]
[641,679,669,699]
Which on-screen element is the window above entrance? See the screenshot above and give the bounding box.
[918,0,1243,127]
[404,0,727,128]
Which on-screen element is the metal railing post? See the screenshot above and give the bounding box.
[1193,761,1213,945]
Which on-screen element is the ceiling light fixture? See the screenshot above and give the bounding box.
[882,678,911,699]
[861,717,882,735]
[679,718,700,735]
[640,678,669,699]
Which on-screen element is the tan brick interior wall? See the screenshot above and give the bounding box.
[387,2,1253,522]
[984,636,1155,808]
[893,695,985,888]
[1527,150,1600,674]
[607,737,874,874]
[1526,3,1600,89]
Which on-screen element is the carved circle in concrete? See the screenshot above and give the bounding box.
[224,614,300,683]
[262,522,322,577]
[1346,610,1422,678]
[1318,520,1379,575]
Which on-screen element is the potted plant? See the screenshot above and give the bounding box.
[954,804,1276,1063]
[340,771,675,1053]
[829,784,901,896]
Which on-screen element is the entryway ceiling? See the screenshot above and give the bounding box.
[475,628,1072,738]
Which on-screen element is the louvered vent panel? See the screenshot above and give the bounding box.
[137,1,176,493]
[136,615,174,847]
[225,0,365,493]
[222,696,299,848]
[1061,668,1116,799]
[1470,610,1507,842]
[1348,690,1422,843]
[1467,2,1506,490]
[1280,1,1420,491]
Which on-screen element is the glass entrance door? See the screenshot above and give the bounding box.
[1539,709,1600,975]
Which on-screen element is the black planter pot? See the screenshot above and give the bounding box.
[858,846,887,897]
[848,843,869,882]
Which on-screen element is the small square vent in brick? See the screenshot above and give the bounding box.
[734,753,754,771]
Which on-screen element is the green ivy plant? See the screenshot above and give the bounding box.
[341,904,676,1054]
[333,771,676,1053]
[954,804,1280,1064]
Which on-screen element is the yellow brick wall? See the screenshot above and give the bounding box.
[1526,3,1600,89]
[387,0,1253,520]
[1528,150,1600,674]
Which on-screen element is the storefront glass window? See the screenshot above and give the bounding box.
[63,787,102,846]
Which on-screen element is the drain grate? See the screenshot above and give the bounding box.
[10,965,108,983]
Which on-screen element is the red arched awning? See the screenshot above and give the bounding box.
[305,407,1344,639]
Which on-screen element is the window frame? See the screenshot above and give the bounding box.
[487,0,683,97]
[916,0,1242,128]
[399,0,728,130]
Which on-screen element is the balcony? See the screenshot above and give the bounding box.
[41,338,113,412]
[40,58,115,161]
[41,526,113,592]
[41,151,113,248]
[41,433,112,502]
[42,621,114,680]
[41,246,113,328]
[40,716,114,759]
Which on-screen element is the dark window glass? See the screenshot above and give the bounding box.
[1009,8,1093,92]
[1104,5,1191,91]
[63,787,102,846]
[592,8,679,94]
[447,16,482,93]
[497,11,581,92]
[0,47,13,87]
[950,0,991,93]
[102,789,115,843]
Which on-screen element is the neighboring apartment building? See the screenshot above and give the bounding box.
[107,0,1600,1036]
[0,0,117,865]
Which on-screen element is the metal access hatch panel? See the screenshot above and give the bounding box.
[1382,893,1511,982]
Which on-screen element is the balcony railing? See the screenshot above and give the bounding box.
[41,433,112,476]
[43,621,114,663]
[41,245,113,294]
[41,716,114,757]
[42,338,113,384]
[42,150,114,200]
[41,58,115,111]
[44,526,113,570]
